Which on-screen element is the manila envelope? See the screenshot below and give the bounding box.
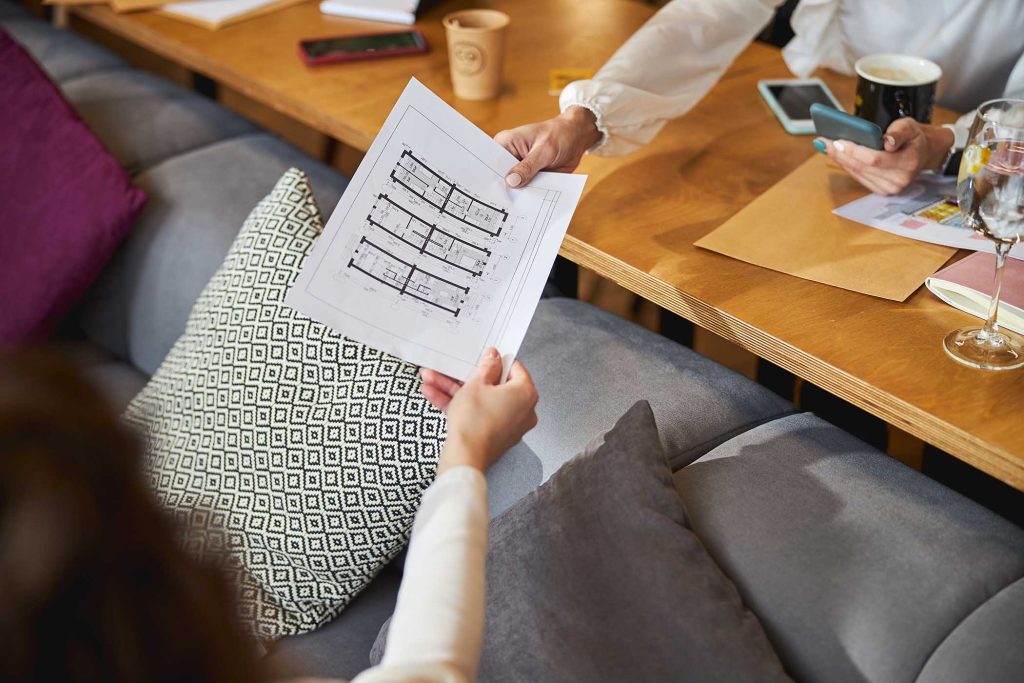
[695,154,956,302]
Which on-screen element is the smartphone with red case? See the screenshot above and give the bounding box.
[299,31,428,66]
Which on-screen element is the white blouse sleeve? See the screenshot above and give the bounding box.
[780,0,847,78]
[350,466,488,683]
[559,0,785,156]
[1005,51,1024,100]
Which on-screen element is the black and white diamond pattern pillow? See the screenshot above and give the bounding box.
[124,168,444,638]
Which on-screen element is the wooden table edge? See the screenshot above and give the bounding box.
[560,236,1023,490]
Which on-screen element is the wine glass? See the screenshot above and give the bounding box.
[944,98,1024,370]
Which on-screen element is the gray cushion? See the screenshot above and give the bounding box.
[76,133,349,374]
[1,18,126,84]
[516,298,795,473]
[84,359,149,413]
[39,340,147,412]
[482,440,544,519]
[0,1,26,22]
[373,402,791,683]
[917,577,1024,683]
[61,69,256,174]
[265,566,402,682]
[674,412,1024,683]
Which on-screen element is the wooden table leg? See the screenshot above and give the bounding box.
[52,4,69,27]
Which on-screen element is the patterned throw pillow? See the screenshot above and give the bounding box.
[124,169,444,638]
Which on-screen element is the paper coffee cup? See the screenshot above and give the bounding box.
[443,10,510,101]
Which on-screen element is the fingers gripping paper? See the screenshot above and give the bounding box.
[286,79,587,380]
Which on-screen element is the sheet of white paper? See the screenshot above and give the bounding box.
[286,79,587,381]
[163,0,273,24]
[833,173,1024,260]
[319,0,418,24]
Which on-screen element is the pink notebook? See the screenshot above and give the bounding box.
[926,252,1024,334]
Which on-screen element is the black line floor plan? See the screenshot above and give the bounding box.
[349,237,468,315]
[392,150,507,236]
[368,194,491,276]
[341,146,512,318]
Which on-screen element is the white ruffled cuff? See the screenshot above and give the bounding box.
[559,80,612,155]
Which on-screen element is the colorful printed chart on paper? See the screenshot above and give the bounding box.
[833,174,1024,260]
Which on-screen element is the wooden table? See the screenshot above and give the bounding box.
[70,0,1024,490]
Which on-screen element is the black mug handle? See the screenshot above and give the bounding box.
[894,90,913,120]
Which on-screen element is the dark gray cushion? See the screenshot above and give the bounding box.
[61,69,256,174]
[516,298,795,472]
[674,412,1024,683]
[76,133,349,374]
[917,577,1024,683]
[1,17,125,84]
[373,402,791,683]
[265,566,402,681]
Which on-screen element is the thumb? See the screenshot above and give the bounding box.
[884,118,918,152]
[469,348,503,387]
[505,142,552,189]
[506,360,534,391]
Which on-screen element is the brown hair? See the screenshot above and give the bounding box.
[0,352,266,683]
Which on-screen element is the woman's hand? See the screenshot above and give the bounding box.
[815,118,955,195]
[495,106,603,188]
[422,348,539,474]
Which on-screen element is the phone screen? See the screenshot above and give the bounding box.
[767,84,834,120]
[303,32,421,58]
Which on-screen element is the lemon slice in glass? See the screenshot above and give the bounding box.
[958,144,991,182]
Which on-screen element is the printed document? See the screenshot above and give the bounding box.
[286,79,587,380]
[833,174,1023,260]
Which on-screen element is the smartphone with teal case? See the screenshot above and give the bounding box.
[810,103,884,150]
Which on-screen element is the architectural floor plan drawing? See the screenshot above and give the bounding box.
[392,150,507,237]
[349,237,469,316]
[286,78,587,380]
[369,193,491,277]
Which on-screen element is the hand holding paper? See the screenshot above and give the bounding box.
[285,79,586,380]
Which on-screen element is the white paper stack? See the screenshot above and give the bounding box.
[319,0,420,25]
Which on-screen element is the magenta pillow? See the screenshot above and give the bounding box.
[0,28,146,346]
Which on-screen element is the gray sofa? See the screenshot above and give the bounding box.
[5,4,1022,681]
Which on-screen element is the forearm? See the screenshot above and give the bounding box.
[560,0,784,156]
[357,466,488,682]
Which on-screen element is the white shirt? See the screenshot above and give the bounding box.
[292,466,489,683]
[561,0,1024,157]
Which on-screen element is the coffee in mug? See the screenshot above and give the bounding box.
[854,53,941,132]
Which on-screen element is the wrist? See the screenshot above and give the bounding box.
[560,105,603,149]
[924,124,956,171]
[437,433,487,475]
